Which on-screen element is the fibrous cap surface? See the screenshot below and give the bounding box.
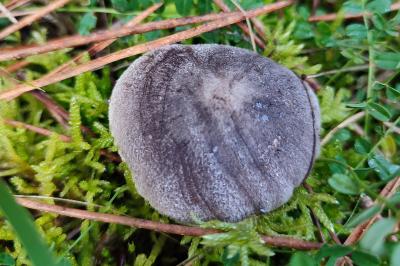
[109,44,320,223]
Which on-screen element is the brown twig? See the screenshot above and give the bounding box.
[23,4,161,159]
[29,90,70,128]
[0,1,293,61]
[336,176,400,266]
[0,13,223,60]
[215,0,266,42]
[98,150,121,163]
[230,0,257,51]
[3,5,161,130]
[0,9,33,18]
[5,0,31,10]
[0,0,70,40]
[311,208,326,243]
[43,3,162,80]
[311,0,320,16]
[304,76,321,92]
[3,119,71,142]
[28,4,161,127]
[0,2,17,23]
[309,2,400,22]
[350,123,365,136]
[249,16,266,42]
[344,176,400,245]
[0,1,293,100]
[0,67,74,130]
[0,65,72,128]
[4,60,29,73]
[16,197,322,250]
[343,176,400,246]
[213,0,266,49]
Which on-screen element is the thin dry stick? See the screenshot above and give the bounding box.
[29,91,70,128]
[0,1,293,100]
[3,119,71,142]
[0,1,293,61]
[3,5,160,129]
[0,11,238,61]
[336,177,400,266]
[309,2,400,22]
[249,16,266,42]
[308,65,369,78]
[321,112,366,146]
[304,76,321,92]
[14,194,104,209]
[5,0,31,10]
[383,122,400,135]
[216,0,266,42]
[312,0,320,16]
[230,0,256,51]
[0,2,18,23]
[213,0,265,49]
[29,3,161,125]
[0,0,70,40]
[0,9,32,18]
[99,149,121,162]
[0,12,243,61]
[351,123,365,136]
[231,0,257,51]
[344,176,400,246]
[4,60,29,73]
[43,3,162,80]
[16,197,323,250]
[0,66,71,128]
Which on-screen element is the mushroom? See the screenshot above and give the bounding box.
[109,44,320,223]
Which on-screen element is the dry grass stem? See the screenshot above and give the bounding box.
[0,1,292,61]
[3,119,71,142]
[43,3,162,80]
[344,176,400,245]
[0,1,293,100]
[5,0,31,10]
[0,2,17,23]
[4,60,29,73]
[336,176,400,266]
[309,2,400,22]
[0,9,32,18]
[230,0,257,51]
[16,197,323,250]
[213,0,265,49]
[384,121,400,135]
[29,91,70,128]
[0,0,70,40]
[321,112,366,146]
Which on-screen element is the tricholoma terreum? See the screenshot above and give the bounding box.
[109,44,320,223]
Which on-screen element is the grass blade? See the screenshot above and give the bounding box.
[0,181,65,266]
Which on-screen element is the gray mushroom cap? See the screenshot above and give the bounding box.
[109,44,320,223]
